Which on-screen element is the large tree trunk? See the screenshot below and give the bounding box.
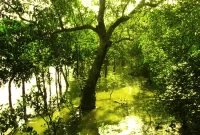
[80,39,111,110]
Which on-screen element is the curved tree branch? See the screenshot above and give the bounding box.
[52,24,97,35]
[107,16,130,38]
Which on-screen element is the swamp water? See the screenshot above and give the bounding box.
[0,73,180,135]
[27,85,180,135]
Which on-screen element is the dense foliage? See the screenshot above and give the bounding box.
[137,0,200,132]
[0,0,200,134]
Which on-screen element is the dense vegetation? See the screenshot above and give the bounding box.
[0,0,200,134]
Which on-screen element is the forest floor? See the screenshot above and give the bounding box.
[27,77,181,135]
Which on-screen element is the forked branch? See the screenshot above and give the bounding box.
[107,0,163,38]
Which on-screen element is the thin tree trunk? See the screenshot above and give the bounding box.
[42,71,48,112]
[76,44,80,78]
[55,68,60,110]
[61,66,69,92]
[35,75,41,111]
[36,75,42,94]
[48,68,52,106]
[8,74,15,109]
[57,68,62,98]
[57,67,63,104]
[8,74,16,128]
[80,39,111,110]
[22,79,27,122]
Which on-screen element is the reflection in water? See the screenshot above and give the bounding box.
[99,116,143,135]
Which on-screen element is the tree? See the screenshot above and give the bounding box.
[0,18,35,111]
[79,0,164,110]
[1,0,164,111]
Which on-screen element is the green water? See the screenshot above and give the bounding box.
[26,83,179,135]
